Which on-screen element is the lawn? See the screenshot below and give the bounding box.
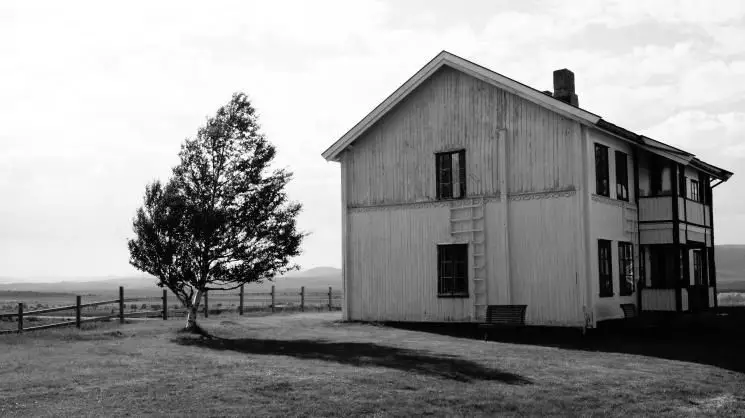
[1,313,744,417]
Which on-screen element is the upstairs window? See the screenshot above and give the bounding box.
[690,179,700,202]
[595,144,610,197]
[615,151,629,201]
[437,244,468,297]
[436,150,466,200]
[618,242,634,296]
[598,239,613,297]
[703,175,712,204]
[648,156,672,196]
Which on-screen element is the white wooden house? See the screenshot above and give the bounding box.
[321,51,733,328]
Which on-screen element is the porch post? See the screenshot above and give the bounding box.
[709,180,718,309]
[682,244,690,311]
[701,245,710,310]
[671,163,682,312]
[633,146,642,313]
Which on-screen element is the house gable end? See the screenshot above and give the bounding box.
[322,51,601,162]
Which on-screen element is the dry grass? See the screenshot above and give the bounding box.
[1,313,744,417]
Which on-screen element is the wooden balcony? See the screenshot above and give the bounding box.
[638,196,712,245]
[639,196,674,222]
[679,198,710,226]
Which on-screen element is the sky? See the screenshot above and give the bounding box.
[1,0,744,279]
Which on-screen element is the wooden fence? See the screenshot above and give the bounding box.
[0,285,342,334]
[0,286,165,335]
[178,285,342,318]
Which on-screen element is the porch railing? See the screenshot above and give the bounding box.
[641,288,689,312]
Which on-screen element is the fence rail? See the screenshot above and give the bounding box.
[0,286,167,335]
[0,284,341,335]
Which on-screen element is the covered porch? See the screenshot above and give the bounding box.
[639,243,716,313]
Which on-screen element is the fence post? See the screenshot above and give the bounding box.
[119,286,125,324]
[204,290,209,318]
[17,303,23,333]
[76,295,82,328]
[271,285,276,313]
[162,289,168,320]
[300,286,305,312]
[328,286,332,311]
[239,284,244,316]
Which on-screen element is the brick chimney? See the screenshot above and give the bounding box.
[553,69,578,106]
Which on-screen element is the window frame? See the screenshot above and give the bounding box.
[435,150,466,200]
[690,179,700,202]
[618,242,634,296]
[598,239,613,297]
[615,151,629,201]
[648,156,671,197]
[595,144,610,197]
[437,244,469,298]
[692,249,703,286]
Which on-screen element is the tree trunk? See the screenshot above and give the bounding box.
[185,289,203,330]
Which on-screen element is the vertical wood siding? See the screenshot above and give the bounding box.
[641,289,690,312]
[504,96,581,194]
[587,129,640,322]
[639,197,673,221]
[343,65,585,325]
[679,226,688,244]
[485,202,506,306]
[684,200,706,225]
[640,225,674,244]
[507,196,584,326]
[347,197,584,325]
[591,199,640,321]
[341,156,350,320]
[709,286,715,307]
[346,66,579,207]
[347,205,472,322]
[686,225,707,244]
[641,289,677,311]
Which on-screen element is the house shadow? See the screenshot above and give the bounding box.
[383,308,745,374]
[174,333,531,384]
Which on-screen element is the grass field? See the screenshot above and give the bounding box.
[1,313,744,417]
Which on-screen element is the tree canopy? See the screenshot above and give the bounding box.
[128,93,305,329]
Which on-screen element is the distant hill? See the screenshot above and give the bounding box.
[1,244,741,295]
[0,267,342,296]
[716,245,745,292]
[716,245,745,280]
[0,291,76,298]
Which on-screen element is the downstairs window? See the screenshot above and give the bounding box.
[437,244,468,297]
[618,242,634,296]
[598,239,613,297]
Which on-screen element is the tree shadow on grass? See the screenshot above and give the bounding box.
[174,333,531,384]
[384,309,745,374]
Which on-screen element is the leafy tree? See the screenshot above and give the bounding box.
[128,93,305,330]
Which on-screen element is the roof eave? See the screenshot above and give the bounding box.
[691,158,733,181]
[322,51,733,182]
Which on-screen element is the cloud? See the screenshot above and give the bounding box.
[679,60,745,107]
[541,0,745,26]
[2,0,745,276]
[643,111,745,160]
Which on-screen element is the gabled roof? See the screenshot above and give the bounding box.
[321,51,732,181]
[321,51,601,162]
